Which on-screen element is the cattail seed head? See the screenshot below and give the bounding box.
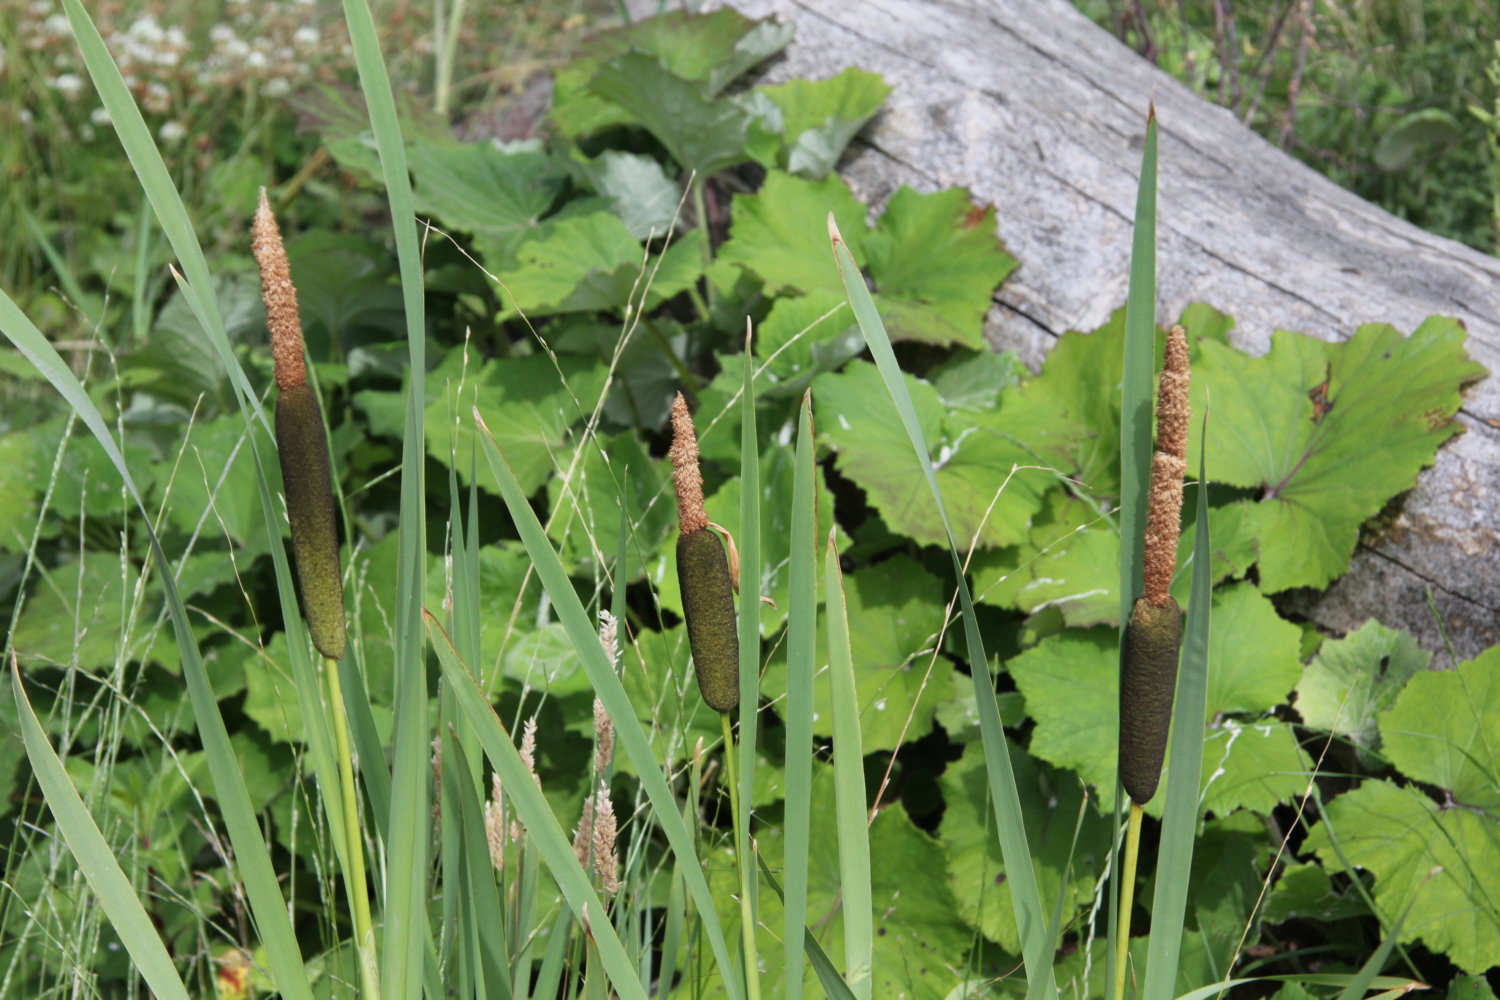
[669,393,707,535]
[670,392,739,712]
[251,188,306,392]
[1119,596,1183,804]
[256,190,345,660]
[1142,325,1191,607]
[275,384,345,659]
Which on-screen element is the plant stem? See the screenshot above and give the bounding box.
[1113,802,1145,1000]
[722,713,761,1000]
[691,176,716,318]
[327,654,380,1000]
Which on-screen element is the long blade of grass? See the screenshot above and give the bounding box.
[336,0,433,993]
[1111,105,1160,1000]
[782,392,819,1000]
[0,295,315,1000]
[828,219,1055,995]
[1143,418,1211,1000]
[1118,106,1159,621]
[428,616,647,999]
[825,530,872,1000]
[1172,975,1422,1000]
[756,851,859,1000]
[11,664,191,1000]
[473,413,743,1000]
[442,730,514,1000]
[735,325,763,952]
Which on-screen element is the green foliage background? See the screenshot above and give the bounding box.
[1,2,1497,997]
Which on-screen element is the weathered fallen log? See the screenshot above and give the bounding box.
[713,0,1500,663]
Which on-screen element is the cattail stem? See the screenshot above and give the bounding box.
[1113,802,1145,1000]
[722,713,762,1000]
[326,655,380,1000]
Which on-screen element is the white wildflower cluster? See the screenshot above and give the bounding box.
[14,0,351,144]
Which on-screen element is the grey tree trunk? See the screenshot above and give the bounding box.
[709,0,1500,663]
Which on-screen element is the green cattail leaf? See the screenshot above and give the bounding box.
[1119,595,1182,805]
[276,382,345,660]
[677,527,739,712]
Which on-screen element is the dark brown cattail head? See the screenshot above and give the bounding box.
[275,383,345,660]
[1119,324,1190,805]
[1119,595,1182,804]
[669,393,738,712]
[254,189,345,660]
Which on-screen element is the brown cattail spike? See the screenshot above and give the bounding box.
[276,383,346,659]
[669,393,707,534]
[1142,325,1190,607]
[670,392,739,712]
[252,188,306,392]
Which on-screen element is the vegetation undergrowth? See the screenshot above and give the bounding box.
[1074,0,1500,254]
[1,3,1497,999]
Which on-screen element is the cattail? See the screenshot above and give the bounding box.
[253,189,345,661]
[1119,325,1190,805]
[670,393,739,712]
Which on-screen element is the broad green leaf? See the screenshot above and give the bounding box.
[761,555,956,752]
[165,414,280,543]
[1190,317,1483,592]
[1204,582,1304,716]
[1306,778,1500,974]
[815,361,1049,549]
[864,188,1017,349]
[1374,109,1464,170]
[242,633,303,744]
[408,136,564,255]
[744,786,981,1000]
[1293,620,1430,751]
[754,288,861,393]
[1379,645,1500,812]
[930,349,1026,411]
[495,212,705,316]
[996,310,1125,496]
[578,150,682,240]
[13,556,176,673]
[718,171,868,296]
[628,7,791,96]
[1008,583,1301,808]
[754,67,891,178]
[590,54,755,178]
[1261,861,1368,923]
[939,742,1108,955]
[1199,719,1309,815]
[424,349,608,497]
[546,432,674,578]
